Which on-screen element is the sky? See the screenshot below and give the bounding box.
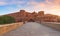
[0,0,60,16]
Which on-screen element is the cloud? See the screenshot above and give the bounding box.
[45,0,60,15]
[53,0,60,4]
[0,0,60,15]
[0,0,26,6]
[0,2,7,6]
[26,0,60,15]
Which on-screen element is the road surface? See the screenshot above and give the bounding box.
[2,22,60,36]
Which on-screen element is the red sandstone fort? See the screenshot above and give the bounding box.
[5,10,60,22]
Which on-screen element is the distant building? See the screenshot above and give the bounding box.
[38,11,44,16]
[5,10,59,23]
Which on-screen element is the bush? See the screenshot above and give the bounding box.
[0,15,15,25]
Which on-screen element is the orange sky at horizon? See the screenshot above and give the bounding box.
[0,0,60,16]
[27,0,60,16]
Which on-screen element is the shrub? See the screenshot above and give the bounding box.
[0,15,15,25]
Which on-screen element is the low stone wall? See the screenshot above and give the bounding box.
[0,22,23,35]
[41,22,60,30]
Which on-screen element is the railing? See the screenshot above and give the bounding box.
[0,22,23,35]
[37,21,60,30]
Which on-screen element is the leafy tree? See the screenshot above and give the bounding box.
[0,15,15,24]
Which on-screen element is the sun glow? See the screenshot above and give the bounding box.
[45,9,60,16]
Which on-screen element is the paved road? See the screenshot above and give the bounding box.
[2,22,60,36]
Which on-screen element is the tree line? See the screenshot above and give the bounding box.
[0,15,15,25]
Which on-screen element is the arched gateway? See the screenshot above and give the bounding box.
[28,19,35,22]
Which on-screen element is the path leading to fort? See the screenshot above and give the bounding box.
[3,22,60,36]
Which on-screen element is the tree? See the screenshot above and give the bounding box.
[0,15,15,24]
